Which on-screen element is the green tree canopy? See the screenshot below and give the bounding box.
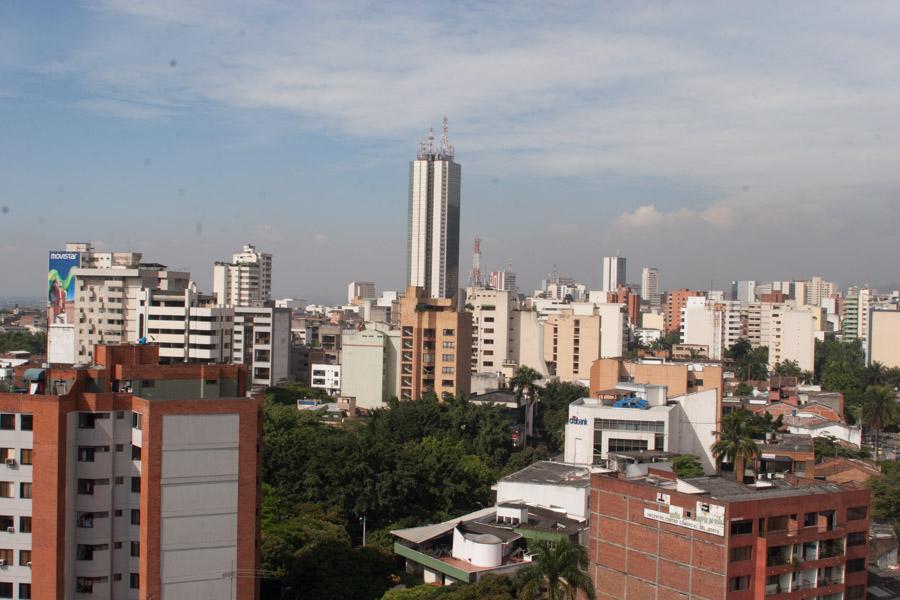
[712,410,759,481]
[672,454,705,478]
[517,538,595,600]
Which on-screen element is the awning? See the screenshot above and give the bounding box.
[23,368,46,381]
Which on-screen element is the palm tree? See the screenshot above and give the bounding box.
[711,410,759,482]
[861,385,898,461]
[865,362,889,387]
[517,538,595,600]
[511,365,543,403]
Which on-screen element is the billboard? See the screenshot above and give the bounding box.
[48,251,80,325]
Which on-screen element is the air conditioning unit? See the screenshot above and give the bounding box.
[4,458,15,467]
[0,559,7,566]
[26,561,30,567]
[5,527,12,533]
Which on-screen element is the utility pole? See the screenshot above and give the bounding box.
[360,515,367,546]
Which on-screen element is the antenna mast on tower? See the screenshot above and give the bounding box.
[468,237,483,288]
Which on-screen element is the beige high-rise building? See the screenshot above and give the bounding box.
[868,310,900,368]
[543,309,605,382]
[397,287,472,400]
[465,287,516,374]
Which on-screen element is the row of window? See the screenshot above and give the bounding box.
[0,483,30,499]
[77,541,139,560]
[0,548,29,565]
[77,411,143,430]
[0,517,30,533]
[0,415,30,432]
[595,419,666,433]
[78,444,141,461]
[0,582,29,599]
[76,574,139,593]
[76,509,140,526]
[0,450,30,466]
[77,475,140,495]
[730,506,867,536]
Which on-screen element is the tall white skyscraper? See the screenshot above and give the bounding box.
[213,243,272,307]
[602,256,626,292]
[641,267,659,302]
[407,118,461,299]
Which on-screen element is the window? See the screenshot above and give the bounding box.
[130,541,140,557]
[0,449,13,462]
[130,573,140,589]
[141,380,155,388]
[847,584,866,599]
[0,483,11,498]
[847,506,868,521]
[441,380,454,387]
[114,510,123,517]
[0,583,10,599]
[847,558,866,572]
[0,516,11,531]
[19,448,32,465]
[18,550,30,566]
[76,578,94,593]
[607,438,648,452]
[441,367,454,374]
[19,415,32,431]
[728,575,750,591]
[848,531,867,547]
[130,509,140,525]
[115,476,124,485]
[131,477,141,493]
[77,544,94,560]
[131,445,141,460]
[114,574,122,582]
[116,411,124,419]
[729,546,752,562]
[441,354,455,361]
[77,412,96,429]
[19,517,30,533]
[114,542,122,549]
[0,415,13,430]
[19,483,31,499]
[803,512,817,527]
[442,341,455,349]
[77,479,94,495]
[78,447,95,462]
[18,584,30,599]
[442,329,455,335]
[730,520,753,536]
[0,548,12,564]
[132,412,143,430]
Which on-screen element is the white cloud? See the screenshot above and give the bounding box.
[613,203,735,231]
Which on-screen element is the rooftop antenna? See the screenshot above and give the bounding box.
[468,237,483,288]
[427,127,435,156]
[439,116,454,159]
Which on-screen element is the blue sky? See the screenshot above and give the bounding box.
[2,1,900,302]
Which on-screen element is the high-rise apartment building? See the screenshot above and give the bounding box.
[406,120,461,299]
[139,286,234,364]
[842,287,873,343]
[213,244,272,308]
[465,287,517,374]
[602,256,626,293]
[232,306,291,388]
[0,344,261,600]
[665,289,706,334]
[589,470,870,600]
[806,276,836,307]
[543,306,625,382]
[48,243,191,365]
[640,267,658,304]
[397,287,472,400]
[731,280,757,304]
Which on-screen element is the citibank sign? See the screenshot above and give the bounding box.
[568,416,588,426]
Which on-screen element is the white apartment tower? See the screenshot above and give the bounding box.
[213,244,272,308]
[640,267,659,303]
[602,256,626,293]
[406,119,461,299]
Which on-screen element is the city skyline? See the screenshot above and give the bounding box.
[2,2,900,301]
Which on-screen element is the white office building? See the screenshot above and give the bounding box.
[213,244,272,308]
[407,119,461,299]
[311,364,342,396]
[602,256,626,293]
[466,287,517,374]
[564,384,718,471]
[641,267,659,304]
[139,286,233,364]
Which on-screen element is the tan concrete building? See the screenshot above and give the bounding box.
[398,287,472,400]
[869,310,900,368]
[665,289,706,334]
[543,310,603,382]
[589,357,724,421]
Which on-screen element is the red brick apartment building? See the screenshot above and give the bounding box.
[590,470,870,600]
[0,344,261,600]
